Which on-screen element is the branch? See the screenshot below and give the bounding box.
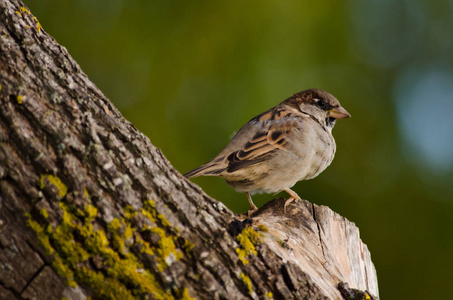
[0,1,378,299]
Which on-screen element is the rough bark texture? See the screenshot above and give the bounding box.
[0,1,379,299]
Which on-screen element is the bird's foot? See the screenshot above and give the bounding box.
[245,192,259,216]
[283,197,295,214]
[283,188,302,214]
[247,207,259,217]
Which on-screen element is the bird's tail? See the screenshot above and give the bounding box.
[184,160,226,178]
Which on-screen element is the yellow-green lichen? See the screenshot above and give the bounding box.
[139,200,186,271]
[150,227,183,272]
[135,237,155,256]
[27,202,170,299]
[78,266,135,300]
[107,217,135,255]
[158,213,172,228]
[16,7,42,33]
[141,208,156,223]
[83,188,90,200]
[141,200,157,223]
[108,218,127,254]
[235,226,262,265]
[32,16,42,32]
[145,199,156,208]
[52,255,77,287]
[256,224,269,232]
[85,205,97,222]
[27,197,194,299]
[124,223,134,240]
[124,205,137,219]
[19,6,31,14]
[26,214,54,254]
[39,174,67,198]
[240,273,253,295]
[180,288,195,300]
[182,239,195,258]
[40,209,48,219]
[109,218,121,230]
[142,200,174,231]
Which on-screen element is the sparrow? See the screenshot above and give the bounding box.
[184,89,350,215]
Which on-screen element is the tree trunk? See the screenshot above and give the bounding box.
[0,1,379,299]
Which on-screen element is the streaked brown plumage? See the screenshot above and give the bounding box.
[185,89,350,215]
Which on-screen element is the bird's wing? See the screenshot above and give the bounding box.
[224,117,297,173]
[184,107,302,178]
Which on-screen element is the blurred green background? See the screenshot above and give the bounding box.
[25,0,453,299]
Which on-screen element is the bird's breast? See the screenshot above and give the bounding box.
[288,124,336,180]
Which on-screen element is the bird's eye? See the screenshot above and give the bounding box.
[315,98,328,109]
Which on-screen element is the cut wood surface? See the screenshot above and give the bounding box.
[251,199,379,299]
[0,0,379,299]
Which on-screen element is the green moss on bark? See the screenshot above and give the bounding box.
[27,184,195,300]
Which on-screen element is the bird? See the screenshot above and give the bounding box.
[184,89,350,215]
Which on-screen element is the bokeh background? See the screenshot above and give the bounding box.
[25,1,453,299]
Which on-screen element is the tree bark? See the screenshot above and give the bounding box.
[0,1,378,299]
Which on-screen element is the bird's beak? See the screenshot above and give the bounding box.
[329,106,351,119]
